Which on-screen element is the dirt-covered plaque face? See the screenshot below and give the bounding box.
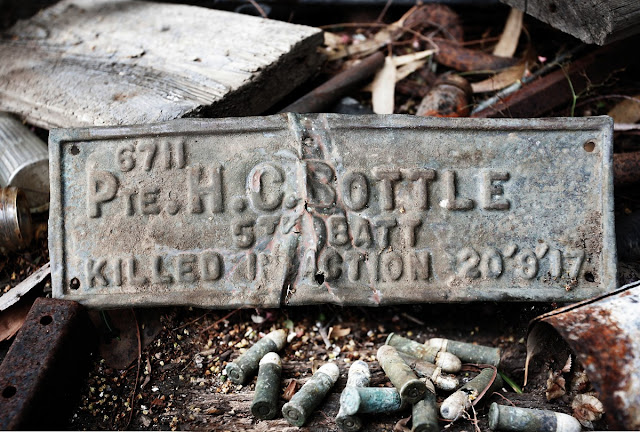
[48,114,615,308]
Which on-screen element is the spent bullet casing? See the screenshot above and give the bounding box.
[411,388,439,432]
[336,361,371,431]
[441,368,503,420]
[250,352,282,420]
[399,353,459,391]
[428,337,501,367]
[282,363,340,426]
[488,403,582,432]
[225,329,286,384]
[341,386,403,415]
[386,333,461,373]
[376,345,427,404]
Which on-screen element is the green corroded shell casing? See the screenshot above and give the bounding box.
[440,368,504,420]
[428,338,501,367]
[336,361,371,431]
[399,353,459,391]
[282,363,340,427]
[488,403,582,432]
[411,389,439,432]
[341,386,403,415]
[376,345,426,404]
[250,352,282,420]
[225,329,287,384]
[386,333,461,373]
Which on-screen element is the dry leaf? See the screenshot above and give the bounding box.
[331,325,351,339]
[0,298,33,341]
[392,49,435,67]
[283,380,298,401]
[493,8,523,58]
[608,94,640,123]
[396,59,429,82]
[546,370,566,401]
[471,62,526,93]
[393,416,411,432]
[572,394,604,428]
[570,370,591,393]
[561,355,572,373]
[371,56,396,114]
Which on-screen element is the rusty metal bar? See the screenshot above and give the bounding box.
[281,52,384,113]
[0,297,93,430]
[614,152,640,186]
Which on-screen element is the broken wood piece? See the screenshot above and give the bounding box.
[0,0,323,129]
[498,0,640,45]
[0,262,50,311]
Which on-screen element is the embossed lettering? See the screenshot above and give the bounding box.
[381,251,403,281]
[401,217,421,247]
[407,250,430,281]
[306,161,336,209]
[126,257,148,285]
[151,256,173,284]
[176,254,197,283]
[188,164,223,213]
[401,168,436,210]
[248,163,284,211]
[200,251,222,281]
[374,217,397,248]
[318,247,342,281]
[441,170,474,210]
[345,250,366,282]
[342,171,369,211]
[141,187,161,215]
[372,167,401,210]
[482,170,510,210]
[233,220,255,248]
[87,170,119,218]
[86,258,108,287]
[328,215,349,246]
[351,216,373,248]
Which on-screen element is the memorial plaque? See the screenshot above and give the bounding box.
[49,114,616,308]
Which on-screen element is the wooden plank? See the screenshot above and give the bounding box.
[500,0,640,45]
[0,0,323,129]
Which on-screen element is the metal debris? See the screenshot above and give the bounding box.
[225,329,286,384]
[0,187,32,253]
[282,362,340,426]
[488,402,582,432]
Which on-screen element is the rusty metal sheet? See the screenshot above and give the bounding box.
[528,280,640,429]
[48,114,616,308]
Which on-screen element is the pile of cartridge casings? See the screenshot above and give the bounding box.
[224,329,584,431]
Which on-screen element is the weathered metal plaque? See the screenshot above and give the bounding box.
[49,114,616,308]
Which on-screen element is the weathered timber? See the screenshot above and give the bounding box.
[49,114,615,308]
[499,0,640,45]
[0,0,323,129]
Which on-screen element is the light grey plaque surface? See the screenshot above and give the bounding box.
[49,114,616,308]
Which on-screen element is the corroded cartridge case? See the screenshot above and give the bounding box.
[399,353,459,391]
[386,333,461,373]
[0,187,33,253]
[250,352,282,420]
[282,363,340,427]
[440,368,503,420]
[488,403,582,432]
[411,384,438,432]
[341,386,403,415]
[225,329,286,384]
[428,338,501,367]
[336,361,371,431]
[376,345,427,404]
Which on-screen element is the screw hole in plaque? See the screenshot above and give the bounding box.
[548,2,557,13]
[583,140,596,153]
[2,386,16,398]
[70,277,81,290]
[40,315,53,325]
[70,144,80,155]
[314,273,325,285]
[585,272,595,282]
